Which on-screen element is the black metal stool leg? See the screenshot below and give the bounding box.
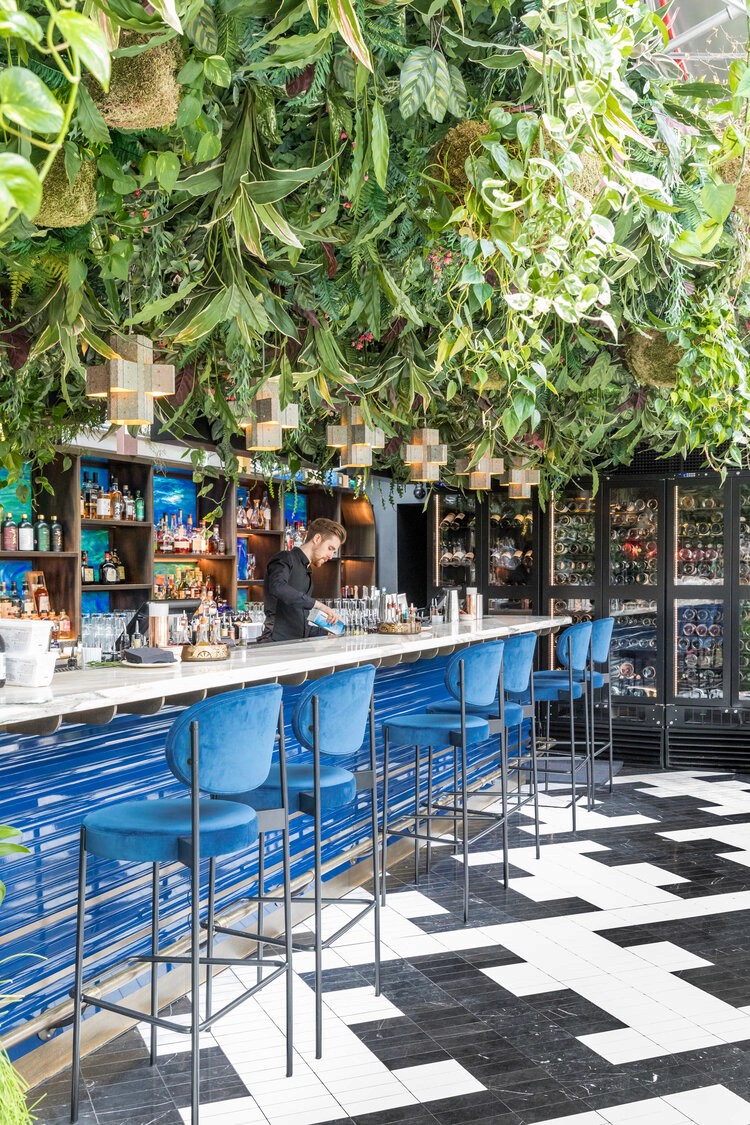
[569,691,577,833]
[151,862,160,1063]
[281,821,294,1077]
[530,714,541,860]
[70,828,87,1124]
[453,745,459,854]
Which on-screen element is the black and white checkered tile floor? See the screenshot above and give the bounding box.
[34,770,750,1125]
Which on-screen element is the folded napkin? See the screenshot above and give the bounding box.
[122,647,176,664]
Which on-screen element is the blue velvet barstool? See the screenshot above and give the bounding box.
[70,685,291,1125]
[534,620,593,831]
[227,664,381,1060]
[381,641,505,923]
[427,632,540,888]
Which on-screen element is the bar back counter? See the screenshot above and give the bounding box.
[0,615,563,1084]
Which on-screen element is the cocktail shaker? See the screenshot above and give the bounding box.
[445,589,460,623]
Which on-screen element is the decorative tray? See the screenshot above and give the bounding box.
[377,622,422,635]
[181,643,230,662]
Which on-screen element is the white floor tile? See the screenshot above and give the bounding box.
[577,1028,665,1064]
[482,962,567,997]
[179,1097,268,1124]
[663,1085,750,1125]
[627,942,712,972]
[391,1059,486,1100]
[385,890,450,917]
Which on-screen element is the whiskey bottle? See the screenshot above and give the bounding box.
[111,547,126,582]
[135,490,145,522]
[58,608,71,640]
[17,513,34,552]
[96,478,112,519]
[8,580,20,614]
[0,582,10,617]
[81,550,95,584]
[80,472,90,518]
[261,491,272,529]
[34,513,50,552]
[100,551,119,584]
[21,578,34,615]
[173,510,190,555]
[50,515,64,552]
[110,478,123,521]
[161,512,174,554]
[2,513,18,551]
[87,471,100,519]
[122,484,135,521]
[34,577,50,615]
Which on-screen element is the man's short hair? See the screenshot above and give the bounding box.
[304,517,347,545]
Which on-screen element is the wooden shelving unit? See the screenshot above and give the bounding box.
[0,451,378,634]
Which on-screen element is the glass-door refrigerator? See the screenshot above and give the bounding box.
[605,478,665,705]
[484,491,539,614]
[668,476,727,706]
[431,492,476,596]
[547,485,598,636]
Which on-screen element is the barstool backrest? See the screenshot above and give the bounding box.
[591,617,614,664]
[444,641,504,708]
[503,632,537,694]
[555,621,593,674]
[166,684,282,796]
[292,664,376,757]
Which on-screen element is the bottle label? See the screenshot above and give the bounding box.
[18,529,33,552]
[105,568,117,583]
[37,592,50,613]
[96,496,111,518]
[36,528,50,552]
[113,499,123,519]
[51,531,63,552]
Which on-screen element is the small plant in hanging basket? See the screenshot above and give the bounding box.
[34,153,97,229]
[624,326,684,389]
[91,33,183,131]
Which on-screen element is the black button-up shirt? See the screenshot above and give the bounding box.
[260,547,317,642]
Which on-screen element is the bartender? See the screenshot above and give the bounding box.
[259,517,346,643]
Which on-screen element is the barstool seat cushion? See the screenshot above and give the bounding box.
[248,761,357,815]
[84,798,258,863]
[383,712,490,748]
[528,677,584,703]
[536,669,605,689]
[427,699,524,728]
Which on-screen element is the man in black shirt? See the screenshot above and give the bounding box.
[259,517,345,643]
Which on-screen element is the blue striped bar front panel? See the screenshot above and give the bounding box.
[0,654,521,1060]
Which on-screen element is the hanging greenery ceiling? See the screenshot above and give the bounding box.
[1,0,750,499]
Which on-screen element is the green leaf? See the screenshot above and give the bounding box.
[156,150,181,191]
[0,152,41,220]
[447,64,467,118]
[254,200,304,248]
[0,67,64,134]
[54,11,111,88]
[370,97,389,192]
[203,54,232,87]
[75,83,111,144]
[149,0,182,33]
[124,278,197,324]
[233,189,264,259]
[177,57,204,83]
[0,10,42,45]
[176,94,201,128]
[178,165,222,195]
[254,27,331,69]
[678,81,728,99]
[400,47,437,119]
[111,173,138,193]
[173,288,232,343]
[330,0,372,71]
[196,131,222,162]
[422,52,451,122]
[475,50,525,69]
[701,181,736,224]
[184,3,218,53]
[63,140,81,186]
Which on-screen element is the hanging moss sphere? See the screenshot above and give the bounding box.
[34,153,97,228]
[435,120,489,194]
[720,157,750,213]
[570,151,604,202]
[624,328,683,389]
[92,35,182,130]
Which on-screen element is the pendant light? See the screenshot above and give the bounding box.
[405,428,448,482]
[326,404,385,468]
[85,335,175,426]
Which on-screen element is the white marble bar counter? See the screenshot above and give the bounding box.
[0,615,568,737]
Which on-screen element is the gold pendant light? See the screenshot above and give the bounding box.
[507,465,541,499]
[405,428,448,482]
[239,378,299,451]
[455,452,506,491]
[85,335,175,426]
[326,404,385,468]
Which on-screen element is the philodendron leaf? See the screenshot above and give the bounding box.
[0,67,64,134]
[330,0,372,72]
[0,10,42,45]
[701,181,736,225]
[156,150,181,191]
[203,55,232,87]
[54,11,111,88]
[0,153,42,219]
[149,0,183,34]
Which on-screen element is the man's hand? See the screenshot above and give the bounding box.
[314,601,342,624]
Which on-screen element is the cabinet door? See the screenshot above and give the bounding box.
[674,483,724,586]
[551,491,596,588]
[434,494,476,590]
[610,599,659,701]
[674,598,725,701]
[608,486,659,589]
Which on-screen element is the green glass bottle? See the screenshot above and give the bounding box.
[34,513,50,552]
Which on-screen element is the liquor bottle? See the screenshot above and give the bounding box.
[96,479,112,519]
[111,478,123,521]
[50,515,64,552]
[81,550,95,584]
[8,580,20,614]
[99,551,119,584]
[21,578,34,615]
[186,514,194,548]
[173,510,190,555]
[135,490,145,522]
[121,483,134,521]
[191,519,204,555]
[261,491,272,529]
[34,513,50,552]
[111,547,126,582]
[80,471,90,518]
[17,513,33,552]
[58,608,71,640]
[207,525,217,555]
[161,512,174,554]
[34,576,50,615]
[2,513,17,551]
[237,498,247,528]
[292,522,304,549]
[285,521,293,550]
[87,471,100,519]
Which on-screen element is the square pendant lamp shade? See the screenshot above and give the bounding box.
[239,378,299,451]
[405,428,448,482]
[507,466,541,499]
[85,335,175,426]
[326,404,385,468]
[455,452,506,491]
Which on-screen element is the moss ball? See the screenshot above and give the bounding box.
[435,120,489,193]
[624,327,683,389]
[34,153,97,228]
[91,33,182,131]
[570,150,604,202]
[720,157,750,213]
